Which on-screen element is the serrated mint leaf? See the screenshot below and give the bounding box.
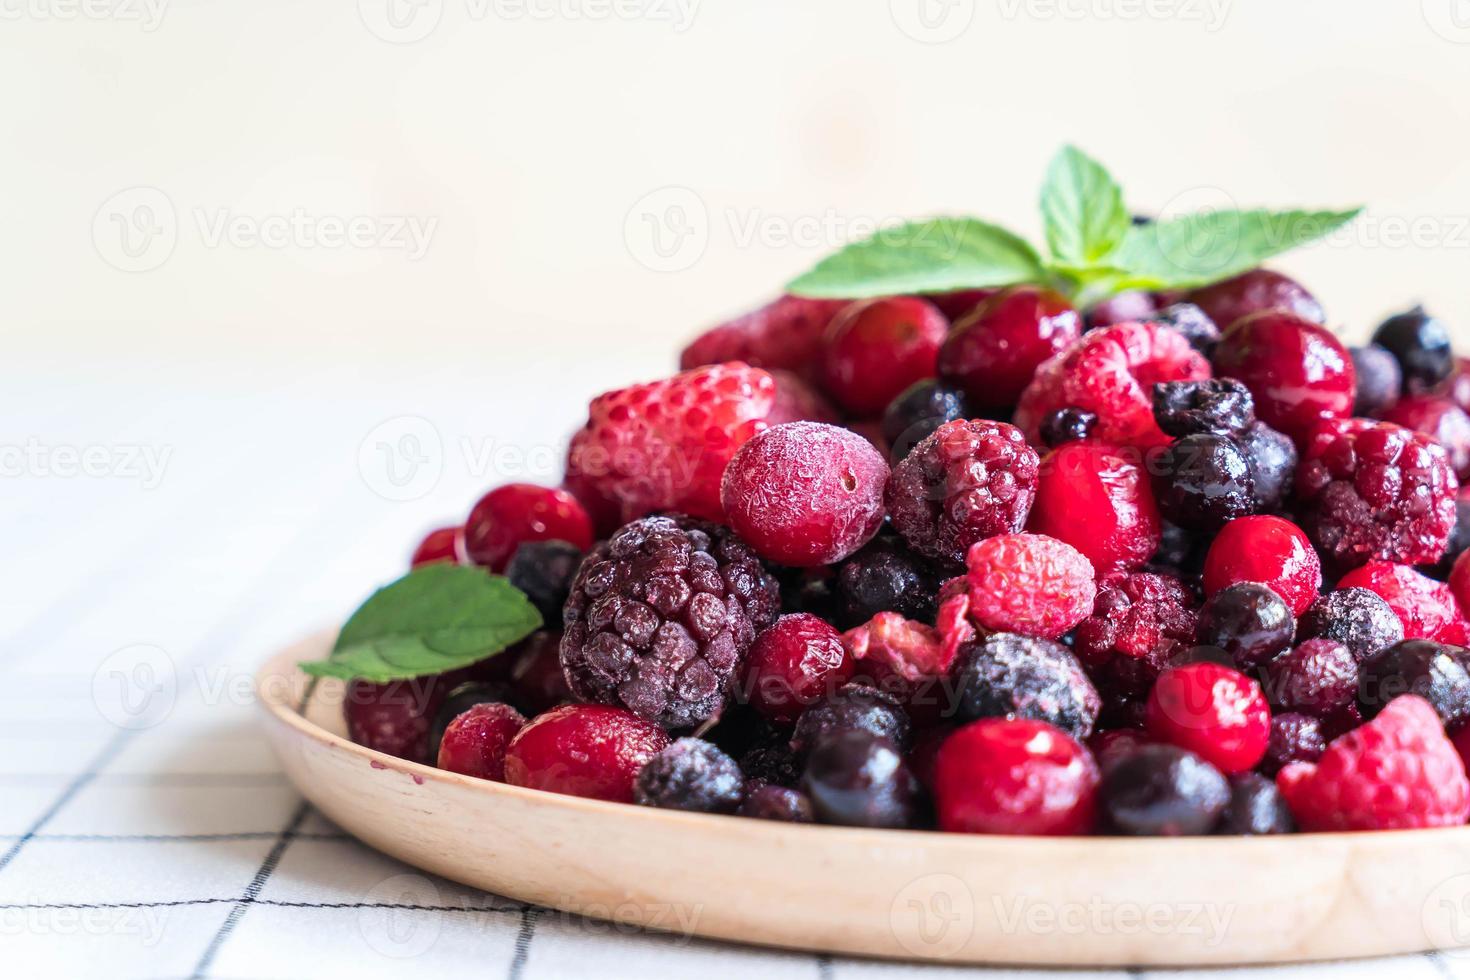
[786,217,1045,299]
[301,564,542,682]
[1040,146,1129,266]
[1113,207,1361,290]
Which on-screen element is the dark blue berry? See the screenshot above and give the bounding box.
[505,539,584,628]
[790,683,911,757]
[737,784,814,822]
[1237,420,1297,512]
[950,632,1100,738]
[1040,407,1098,447]
[1217,773,1294,835]
[800,730,920,829]
[881,380,974,462]
[1152,433,1256,530]
[1358,639,1470,729]
[1151,303,1221,357]
[634,738,744,813]
[834,535,938,629]
[1424,494,1470,581]
[1260,712,1326,776]
[1100,744,1229,836]
[1196,582,1295,669]
[1153,378,1254,437]
[1372,306,1454,391]
[1350,345,1403,416]
[1296,588,1403,662]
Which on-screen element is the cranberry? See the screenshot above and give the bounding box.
[1202,515,1321,616]
[722,422,888,567]
[680,295,848,385]
[1084,290,1158,330]
[934,719,1099,835]
[410,525,463,568]
[1211,311,1355,442]
[924,287,998,322]
[742,615,855,724]
[1030,441,1161,573]
[1145,662,1271,774]
[1185,269,1325,330]
[436,702,526,781]
[1260,712,1326,776]
[1100,744,1229,836]
[819,297,947,417]
[1452,548,1470,615]
[463,484,594,572]
[1263,639,1359,718]
[937,285,1081,409]
[1339,562,1464,642]
[880,380,974,462]
[1350,345,1403,416]
[1372,306,1455,392]
[801,731,920,828]
[1380,395,1470,481]
[346,674,468,764]
[502,704,669,803]
[427,680,515,762]
[766,369,841,426]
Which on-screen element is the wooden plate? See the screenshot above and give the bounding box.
[257,632,1470,967]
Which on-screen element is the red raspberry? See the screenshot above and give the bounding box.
[742,614,855,723]
[885,419,1040,567]
[463,484,594,572]
[1201,515,1322,616]
[1185,268,1325,330]
[1277,695,1470,831]
[1015,319,1211,449]
[1380,395,1470,481]
[721,422,889,567]
[842,609,972,690]
[934,718,1100,835]
[962,533,1097,639]
[565,363,776,527]
[1211,311,1354,442]
[1261,712,1327,776]
[503,704,670,803]
[680,295,849,384]
[1338,562,1464,642]
[1029,441,1161,573]
[1073,571,1198,668]
[765,370,840,426]
[346,670,482,764]
[436,702,526,781]
[410,525,463,568]
[937,285,1081,409]
[1262,639,1359,718]
[819,297,948,417]
[1145,662,1271,774]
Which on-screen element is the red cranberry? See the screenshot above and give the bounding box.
[1186,269,1325,330]
[463,484,594,572]
[1380,395,1470,481]
[934,718,1100,835]
[1029,441,1161,573]
[1202,515,1321,616]
[742,614,855,724]
[680,295,848,385]
[503,704,669,803]
[937,285,1081,409]
[924,287,998,322]
[436,702,526,781]
[820,297,948,417]
[1211,311,1354,443]
[346,673,469,764]
[410,525,463,568]
[721,422,889,567]
[1145,662,1271,774]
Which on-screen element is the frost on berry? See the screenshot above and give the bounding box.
[962,533,1097,639]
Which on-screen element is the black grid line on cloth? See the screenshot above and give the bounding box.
[815,953,833,979]
[0,898,533,914]
[508,905,542,980]
[0,728,133,874]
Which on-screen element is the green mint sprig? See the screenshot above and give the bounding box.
[786,146,1361,306]
[301,563,543,682]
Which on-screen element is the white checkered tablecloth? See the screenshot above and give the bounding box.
[3,358,1464,980]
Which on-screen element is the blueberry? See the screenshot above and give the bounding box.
[1151,303,1221,357]
[1296,588,1404,661]
[790,683,911,757]
[1372,306,1454,391]
[801,731,920,829]
[881,380,974,462]
[1350,345,1403,416]
[635,739,744,813]
[505,540,584,628]
[834,536,939,629]
[1040,407,1099,448]
[1237,421,1297,512]
[737,784,814,822]
[950,633,1101,738]
[1424,495,1470,581]
[1217,773,1294,835]
[1152,378,1254,437]
[1358,639,1470,729]
[1196,582,1295,669]
[1100,745,1229,836]
[1152,432,1257,530]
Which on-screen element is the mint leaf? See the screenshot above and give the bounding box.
[1113,207,1361,289]
[786,217,1045,299]
[301,564,542,682]
[1040,146,1129,266]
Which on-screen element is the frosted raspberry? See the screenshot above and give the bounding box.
[1337,562,1464,642]
[1073,571,1198,668]
[680,295,849,384]
[962,533,1097,639]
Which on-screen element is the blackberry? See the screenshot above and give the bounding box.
[1238,421,1297,512]
[1073,572,1199,668]
[506,539,584,627]
[1372,306,1454,392]
[737,784,815,822]
[739,740,802,789]
[1217,773,1294,835]
[881,380,974,462]
[1296,588,1404,661]
[1099,744,1229,836]
[1152,432,1256,531]
[1262,639,1359,718]
[427,681,515,764]
[800,730,921,829]
[1150,302,1221,356]
[560,514,780,728]
[790,683,911,757]
[1195,582,1295,670]
[950,632,1101,739]
[1351,345,1403,416]
[1039,407,1098,448]
[833,535,939,629]
[1358,639,1470,729]
[885,419,1040,567]
[634,738,744,813]
[1259,712,1326,776]
[1152,378,1254,437]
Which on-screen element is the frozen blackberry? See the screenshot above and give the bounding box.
[950,633,1102,739]
[834,535,939,629]
[635,738,744,813]
[1372,306,1454,392]
[505,539,584,628]
[1100,744,1229,836]
[738,784,815,822]
[1195,582,1295,670]
[1358,639,1470,729]
[1260,712,1327,776]
[1039,407,1098,448]
[1238,421,1297,512]
[1073,572,1199,668]
[1351,345,1403,416]
[885,419,1040,567]
[1152,432,1257,531]
[739,738,802,789]
[790,683,911,757]
[560,514,780,728]
[1152,379,1254,437]
[801,730,921,829]
[881,380,974,462]
[1217,773,1294,835]
[1296,588,1404,661]
[1263,639,1359,718]
[1150,302,1221,356]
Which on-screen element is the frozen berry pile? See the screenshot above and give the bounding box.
[330,157,1470,837]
